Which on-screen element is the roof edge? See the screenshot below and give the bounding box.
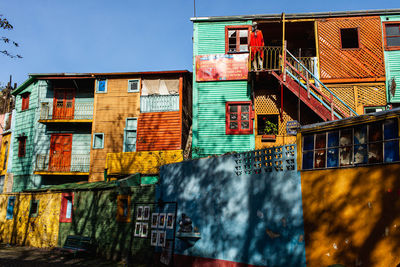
[191,8,400,22]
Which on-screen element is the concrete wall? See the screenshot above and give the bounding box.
[159,145,306,267]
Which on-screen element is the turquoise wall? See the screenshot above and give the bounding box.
[381,15,400,103]
[192,21,254,158]
[12,79,93,191]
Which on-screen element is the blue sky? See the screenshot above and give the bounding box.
[1,0,399,86]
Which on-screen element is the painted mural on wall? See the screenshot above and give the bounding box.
[195,54,249,81]
[159,144,306,267]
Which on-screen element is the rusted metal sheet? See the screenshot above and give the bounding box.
[106,150,183,175]
[317,16,385,81]
[136,111,182,151]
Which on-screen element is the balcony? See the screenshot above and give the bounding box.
[34,154,90,175]
[39,102,93,122]
[140,95,179,113]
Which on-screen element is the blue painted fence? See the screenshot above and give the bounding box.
[158,144,306,267]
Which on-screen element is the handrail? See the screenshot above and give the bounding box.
[285,50,358,116]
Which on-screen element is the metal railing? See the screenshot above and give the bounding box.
[249,46,282,71]
[35,154,90,173]
[282,48,358,119]
[39,102,93,120]
[286,57,318,78]
[140,95,179,113]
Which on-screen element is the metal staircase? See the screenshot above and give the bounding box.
[250,45,358,121]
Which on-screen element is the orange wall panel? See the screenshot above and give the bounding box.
[302,164,400,267]
[136,111,182,151]
[317,16,385,81]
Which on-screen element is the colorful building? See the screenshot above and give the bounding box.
[91,71,192,182]
[191,9,400,157]
[298,107,400,266]
[11,74,95,191]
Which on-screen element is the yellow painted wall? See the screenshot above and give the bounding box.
[302,164,400,267]
[106,150,183,175]
[0,133,11,176]
[0,192,61,247]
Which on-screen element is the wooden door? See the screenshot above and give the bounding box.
[49,134,72,172]
[53,89,75,120]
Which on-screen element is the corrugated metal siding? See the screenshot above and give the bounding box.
[195,81,254,156]
[136,111,181,151]
[106,150,183,175]
[317,16,385,80]
[382,16,400,103]
[193,21,254,158]
[194,21,252,56]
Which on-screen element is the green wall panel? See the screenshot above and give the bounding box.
[381,15,400,103]
[192,21,254,158]
[58,186,155,261]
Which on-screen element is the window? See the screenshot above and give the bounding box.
[364,106,385,114]
[6,196,15,220]
[340,28,359,49]
[29,199,39,218]
[3,141,9,170]
[128,79,140,93]
[302,118,400,170]
[124,118,137,152]
[60,193,74,223]
[21,92,30,111]
[226,101,253,135]
[383,22,400,50]
[225,26,251,53]
[93,133,104,149]
[0,175,4,193]
[18,136,27,157]
[257,114,278,135]
[96,79,107,93]
[116,195,131,222]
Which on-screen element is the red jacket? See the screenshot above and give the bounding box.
[250,30,264,60]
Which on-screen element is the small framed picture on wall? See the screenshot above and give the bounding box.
[158,213,166,229]
[136,206,143,220]
[151,230,158,246]
[143,206,150,220]
[166,213,174,229]
[151,213,159,228]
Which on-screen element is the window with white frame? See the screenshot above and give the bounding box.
[96,79,107,93]
[128,79,140,93]
[93,133,104,149]
[302,118,400,170]
[124,118,137,152]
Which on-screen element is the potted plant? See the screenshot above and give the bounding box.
[262,120,278,141]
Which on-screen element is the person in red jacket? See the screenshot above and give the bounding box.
[249,22,265,70]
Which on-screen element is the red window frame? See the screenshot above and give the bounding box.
[225,25,251,54]
[226,101,253,135]
[383,22,400,51]
[60,192,74,223]
[21,92,30,111]
[18,137,27,157]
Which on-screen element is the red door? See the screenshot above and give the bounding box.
[53,89,75,120]
[49,134,72,172]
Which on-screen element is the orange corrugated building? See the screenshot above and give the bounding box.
[89,71,192,182]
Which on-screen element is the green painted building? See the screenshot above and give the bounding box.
[192,20,255,158]
[381,15,400,103]
[11,74,94,192]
